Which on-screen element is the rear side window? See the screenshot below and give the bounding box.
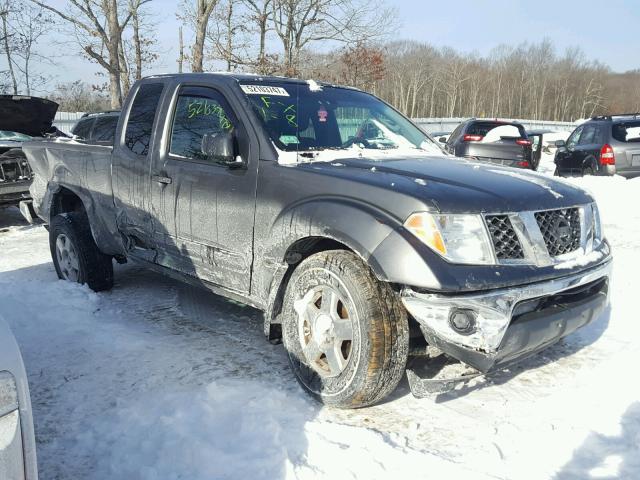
[169,86,236,161]
[612,121,640,143]
[448,123,464,143]
[92,116,118,143]
[125,83,164,156]
[578,124,597,145]
[72,118,94,139]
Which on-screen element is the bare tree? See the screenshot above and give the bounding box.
[179,0,221,72]
[9,2,53,95]
[206,0,251,71]
[243,0,272,73]
[177,26,185,72]
[29,0,150,108]
[49,80,111,112]
[271,0,396,75]
[0,1,17,94]
[120,0,158,96]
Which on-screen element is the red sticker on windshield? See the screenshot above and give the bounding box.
[318,106,328,123]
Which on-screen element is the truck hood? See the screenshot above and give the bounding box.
[298,155,593,213]
[0,95,59,137]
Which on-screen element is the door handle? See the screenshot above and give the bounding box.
[152,174,172,185]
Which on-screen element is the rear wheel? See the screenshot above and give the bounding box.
[281,250,409,408]
[50,212,114,292]
[583,166,595,176]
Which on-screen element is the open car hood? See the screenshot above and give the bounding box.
[0,95,59,137]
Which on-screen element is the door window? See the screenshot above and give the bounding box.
[169,86,236,161]
[566,126,583,148]
[124,83,164,156]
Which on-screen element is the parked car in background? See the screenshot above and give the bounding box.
[554,114,640,178]
[0,95,61,216]
[0,313,38,480]
[71,111,120,145]
[444,119,534,169]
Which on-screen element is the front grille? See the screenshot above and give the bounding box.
[0,155,32,183]
[534,208,581,256]
[485,215,524,259]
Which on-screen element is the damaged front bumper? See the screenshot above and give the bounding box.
[402,259,612,380]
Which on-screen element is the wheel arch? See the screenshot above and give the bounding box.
[263,235,372,343]
[47,182,125,257]
[582,155,598,172]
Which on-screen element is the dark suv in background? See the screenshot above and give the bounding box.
[444,119,534,169]
[71,110,120,144]
[554,114,640,178]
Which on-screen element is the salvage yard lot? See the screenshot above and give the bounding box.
[1,166,639,479]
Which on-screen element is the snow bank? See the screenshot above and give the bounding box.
[0,173,639,480]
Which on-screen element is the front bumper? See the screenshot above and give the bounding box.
[402,259,611,373]
[0,181,31,206]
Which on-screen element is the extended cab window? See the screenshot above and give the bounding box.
[125,83,164,156]
[169,86,235,161]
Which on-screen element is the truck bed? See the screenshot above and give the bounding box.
[23,139,124,255]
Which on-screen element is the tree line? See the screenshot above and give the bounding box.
[1,0,639,121]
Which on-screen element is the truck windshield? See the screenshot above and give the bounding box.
[240,81,441,155]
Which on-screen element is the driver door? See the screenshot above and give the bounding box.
[150,83,258,294]
[556,125,583,174]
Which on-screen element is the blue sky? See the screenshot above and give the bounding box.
[393,0,639,72]
[8,0,640,92]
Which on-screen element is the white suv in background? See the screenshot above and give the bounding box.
[0,314,37,480]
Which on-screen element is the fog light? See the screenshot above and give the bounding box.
[449,309,477,335]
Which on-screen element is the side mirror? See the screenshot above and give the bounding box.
[201,132,243,166]
[438,137,446,143]
[555,139,566,148]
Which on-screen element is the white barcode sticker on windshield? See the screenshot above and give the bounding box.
[240,85,290,96]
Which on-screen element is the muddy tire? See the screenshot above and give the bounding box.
[49,212,114,292]
[282,250,409,408]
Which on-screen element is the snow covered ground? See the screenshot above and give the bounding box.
[1,155,639,480]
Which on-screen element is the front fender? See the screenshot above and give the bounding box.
[262,197,402,278]
[256,198,442,339]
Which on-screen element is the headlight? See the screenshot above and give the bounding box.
[591,203,603,247]
[0,371,18,416]
[404,212,495,265]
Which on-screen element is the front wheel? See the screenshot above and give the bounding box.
[281,250,409,408]
[50,212,114,292]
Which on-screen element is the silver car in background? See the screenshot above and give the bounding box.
[0,314,37,480]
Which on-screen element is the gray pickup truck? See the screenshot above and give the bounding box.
[22,74,612,408]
